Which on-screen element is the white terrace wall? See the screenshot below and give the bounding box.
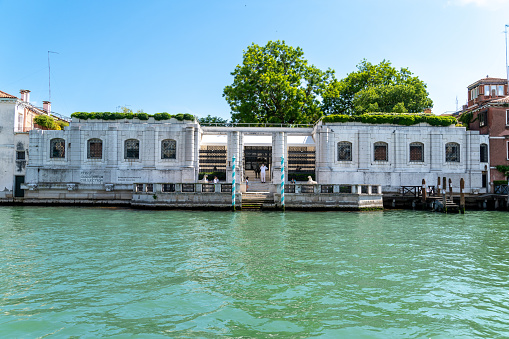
[25,118,200,196]
[315,122,486,193]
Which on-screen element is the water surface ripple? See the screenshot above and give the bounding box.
[1,207,509,338]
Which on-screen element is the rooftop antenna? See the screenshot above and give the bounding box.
[48,51,59,103]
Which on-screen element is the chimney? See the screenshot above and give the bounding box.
[43,101,51,114]
[19,90,26,101]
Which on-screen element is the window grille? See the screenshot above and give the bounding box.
[288,146,315,177]
[161,139,177,159]
[202,184,215,193]
[339,185,351,193]
[182,184,195,192]
[199,145,227,173]
[409,142,424,162]
[285,185,295,193]
[374,142,388,161]
[125,139,139,159]
[301,185,314,193]
[445,142,460,162]
[16,151,26,160]
[87,139,102,159]
[321,185,333,193]
[136,184,144,192]
[50,138,65,158]
[146,184,153,192]
[221,184,232,193]
[162,184,176,192]
[337,142,352,161]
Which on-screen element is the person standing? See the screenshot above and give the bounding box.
[260,163,268,183]
[245,177,249,191]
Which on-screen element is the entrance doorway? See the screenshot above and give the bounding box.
[244,146,271,181]
[14,176,25,198]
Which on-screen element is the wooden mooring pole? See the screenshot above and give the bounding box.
[442,176,447,213]
[421,179,427,203]
[449,178,453,201]
[437,177,441,196]
[460,178,465,214]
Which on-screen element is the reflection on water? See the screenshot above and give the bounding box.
[1,207,509,337]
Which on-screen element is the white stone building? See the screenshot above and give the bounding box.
[0,90,54,199]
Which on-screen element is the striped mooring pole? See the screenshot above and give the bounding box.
[232,156,236,211]
[281,156,285,210]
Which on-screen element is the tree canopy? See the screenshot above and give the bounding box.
[198,115,229,125]
[223,40,333,124]
[322,60,433,115]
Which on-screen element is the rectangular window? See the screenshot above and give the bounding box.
[480,144,488,163]
[482,172,487,188]
[136,184,144,192]
[16,151,26,160]
[337,142,352,161]
[162,184,175,192]
[484,85,490,96]
[87,139,103,159]
[182,184,195,192]
[479,111,487,127]
[374,142,388,161]
[146,184,153,193]
[506,110,509,126]
[445,143,460,162]
[498,85,505,96]
[507,141,509,161]
[321,185,333,193]
[409,143,424,162]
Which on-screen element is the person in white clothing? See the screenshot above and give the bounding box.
[260,164,268,183]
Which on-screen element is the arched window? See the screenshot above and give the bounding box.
[480,143,488,163]
[374,142,388,161]
[87,138,103,159]
[409,142,424,162]
[161,139,177,159]
[124,139,139,159]
[445,142,460,162]
[50,138,65,158]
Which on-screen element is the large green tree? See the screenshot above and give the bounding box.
[223,40,333,124]
[322,59,433,115]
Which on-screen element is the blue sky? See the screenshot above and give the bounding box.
[1,0,508,119]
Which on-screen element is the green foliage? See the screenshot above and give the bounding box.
[199,115,229,124]
[71,112,195,121]
[153,112,172,120]
[57,120,69,130]
[322,113,457,126]
[223,40,334,124]
[34,115,58,129]
[322,59,433,115]
[135,113,149,120]
[493,180,508,186]
[199,172,227,181]
[495,165,509,176]
[457,111,475,129]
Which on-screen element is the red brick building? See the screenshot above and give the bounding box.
[461,77,509,188]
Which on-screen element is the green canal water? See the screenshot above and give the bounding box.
[1,207,509,338]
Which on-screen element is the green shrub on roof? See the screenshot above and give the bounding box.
[70,112,195,121]
[322,113,457,126]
